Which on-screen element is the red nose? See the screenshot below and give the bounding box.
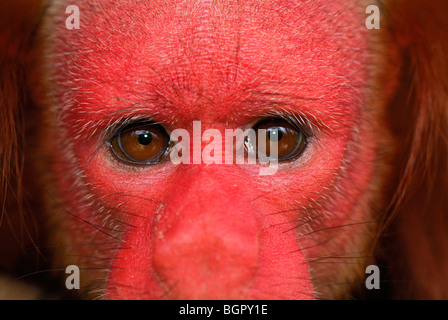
[152,167,259,299]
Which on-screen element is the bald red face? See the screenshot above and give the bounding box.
[41,0,376,299]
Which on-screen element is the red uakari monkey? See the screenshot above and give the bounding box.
[1,0,448,300]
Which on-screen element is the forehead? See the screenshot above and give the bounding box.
[49,0,370,126]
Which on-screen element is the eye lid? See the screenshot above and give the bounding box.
[245,111,318,144]
[103,116,171,144]
[256,111,320,139]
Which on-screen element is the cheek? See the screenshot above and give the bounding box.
[238,123,378,297]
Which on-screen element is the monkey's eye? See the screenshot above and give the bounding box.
[110,121,170,165]
[247,118,307,161]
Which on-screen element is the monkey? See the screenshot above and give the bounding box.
[0,0,448,300]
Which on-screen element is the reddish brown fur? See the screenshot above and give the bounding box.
[378,0,448,299]
[1,0,448,299]
[0,0,40,271]
[0,1,43,298]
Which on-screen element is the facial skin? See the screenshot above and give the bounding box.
[34,0,382,299]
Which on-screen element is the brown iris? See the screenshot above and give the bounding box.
[111,122,170,164]
[251,118,307,161]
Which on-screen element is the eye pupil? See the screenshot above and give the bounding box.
[268,128,283,142]
[137,131,153,146]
